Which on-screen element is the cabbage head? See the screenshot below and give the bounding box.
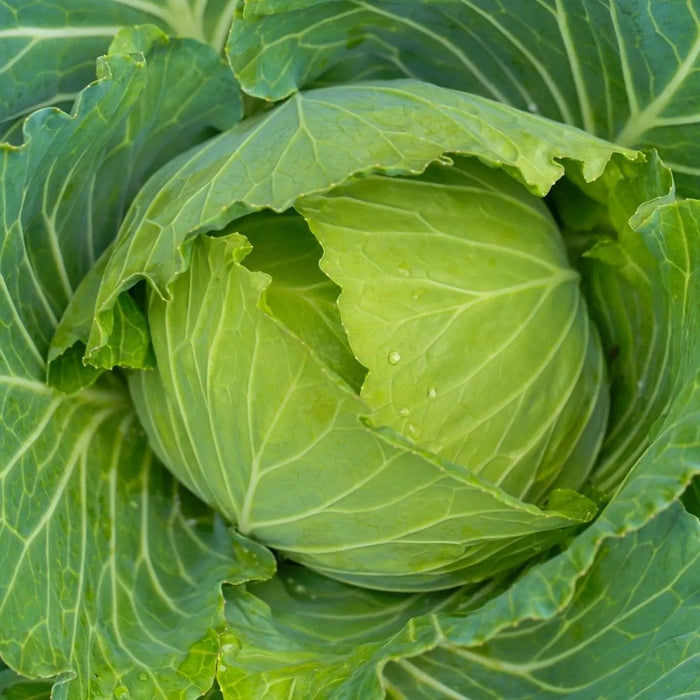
[50,78,687,594]
[128,154,611,591]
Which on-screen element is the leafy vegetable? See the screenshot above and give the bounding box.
[1,1,698,698]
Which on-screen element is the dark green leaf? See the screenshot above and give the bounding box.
[228,0,700,195]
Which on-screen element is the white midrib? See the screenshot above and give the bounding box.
[391,658,469,699]
[0,0,220,47]
[159,0,206,43]
[0,27,123,39]
[615,31,700,146]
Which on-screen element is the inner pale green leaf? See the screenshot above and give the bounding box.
[237,209,365,391]
[298,158,609,503]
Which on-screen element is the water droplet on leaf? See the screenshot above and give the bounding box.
[398,407,410,417]
[427,386,437,399]
[388,351,401,365]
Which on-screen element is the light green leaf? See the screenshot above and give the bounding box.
[0,0,238,136]
[228,0,700,195]
[0,45,273,698]
[129,233,596,591]
[298,157,608,504]
[235,209,366,391]
[48,79,638,371]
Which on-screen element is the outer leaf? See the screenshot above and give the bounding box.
[638,200,700,403]
[550,153,681,491]
[129,233,596,591]
[0,0,238,136]
[216,504,700,699]
[1,51,147,383]
[228,0,700,195]
[48,25,243,392]
[380,504,700,700]
[1,381,274,699]
[218,565,505,699]
[96,25,243,263]
[48,79,638,371]
[0,49,273,698]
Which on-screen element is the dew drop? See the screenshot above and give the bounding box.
[411,288,426,301]
[388,351,401,365]
[427,386,437,399]
[221,643,235,654]
[114,685,130,699]
[397,407,410,417]
[527,102,538,113]
[407,424,419,438]
[219,664,228,672]
[397,263,410,277]
[294,584,307,594]
[138,673,148,682]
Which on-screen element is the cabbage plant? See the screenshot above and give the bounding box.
[1,1,699,698]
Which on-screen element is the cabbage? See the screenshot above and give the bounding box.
[1,3,698,698]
